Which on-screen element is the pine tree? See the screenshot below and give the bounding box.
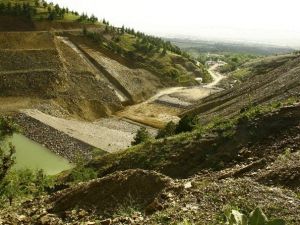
[121,25,125,34]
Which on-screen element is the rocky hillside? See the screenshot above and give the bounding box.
[79,53,300,179]
[2,166,300,224]
[85,101,300,178]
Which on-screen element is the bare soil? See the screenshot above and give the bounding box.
[0,97,42,114]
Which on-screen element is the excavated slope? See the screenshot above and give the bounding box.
[0,31,169,119]
[184,54,300,123]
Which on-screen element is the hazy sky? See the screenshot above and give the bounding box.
[51,0,300,47]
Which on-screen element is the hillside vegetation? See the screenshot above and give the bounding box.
[226,53,300,82]
[0,0,99,22]
[77,27,211,85]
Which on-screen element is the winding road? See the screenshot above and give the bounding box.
[117,61,226,128]
[204,63,226,88]
[143,61,226,104]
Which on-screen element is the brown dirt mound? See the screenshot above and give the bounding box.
[50,169,175,216]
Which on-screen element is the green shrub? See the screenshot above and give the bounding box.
[0,117,19,139]
[68,153,97,183]
[0,117,19,182]
[68,167,97,183]
[156,121,177,139]
[224,207,285,225]
[177,220,193,225]
[132,127,151,145]
[176,115,197,134]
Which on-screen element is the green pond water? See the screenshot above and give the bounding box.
[10,134,74,175]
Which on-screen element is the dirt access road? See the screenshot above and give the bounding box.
[117,63,226,128]
[205,63,226,88]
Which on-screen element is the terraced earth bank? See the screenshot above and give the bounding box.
[0,31,122,120]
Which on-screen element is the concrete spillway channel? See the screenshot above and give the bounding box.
[57,36,131,104]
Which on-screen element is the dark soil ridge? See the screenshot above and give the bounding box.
[49,169,176,216]
[255,151,300,191]
[0,15,96,32]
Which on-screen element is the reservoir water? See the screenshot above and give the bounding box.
[10,134,74,175]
